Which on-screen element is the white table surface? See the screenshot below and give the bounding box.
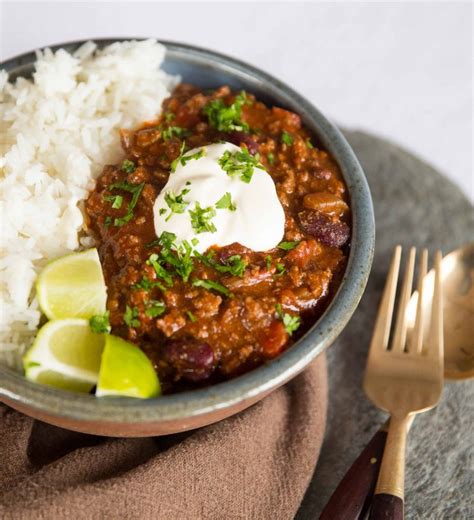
[1,1,472,202]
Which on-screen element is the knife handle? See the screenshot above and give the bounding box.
[319,426,388,520]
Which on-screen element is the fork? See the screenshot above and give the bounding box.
[363,246,443,519]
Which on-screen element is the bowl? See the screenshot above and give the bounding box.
[0,39,375,436]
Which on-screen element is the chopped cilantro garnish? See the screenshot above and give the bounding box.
[108,181,144,227]
[158,234,195,282]
[145,300,166,318]
[124,305,140,328]
[147,254,174,287]
[89,312,111,334]
[159,208,166,216]
[164,185,191,221]
[281,131,294,146]
[171,143,205,173]
[189,202,217,234]
[104,216,112,228]
[275,304,301,335]
[203,91,249,132]
[132,277,166,292]
[103,194,123,209]
[215,192,236,211]
[186,311,197,323]
[278,241,300,251]
[121,159,136,173]
[165,112,175,122]
[192,278,232,297]
[218,147,263,183]
[275,263,286,276]
[306,139,314,149]
[161,126,189,141]
[196,252,247,277]
[265,255,272,270]
[267,153,275,165]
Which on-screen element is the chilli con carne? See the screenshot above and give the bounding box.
[85,85,350,393]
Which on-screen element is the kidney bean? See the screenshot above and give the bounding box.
[228,132,259,155]
[298,209,350,248]
[303,191,349,217]
[164,340,215,382]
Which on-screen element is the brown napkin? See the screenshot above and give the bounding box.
[0,355,327,520]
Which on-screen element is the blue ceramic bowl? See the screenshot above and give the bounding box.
[0,40,375,436]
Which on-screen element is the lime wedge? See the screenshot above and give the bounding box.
[96,335,161,398]
[23,319,105,392]
[36,248,107,320]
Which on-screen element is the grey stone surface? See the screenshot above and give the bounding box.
[296,131,474,520]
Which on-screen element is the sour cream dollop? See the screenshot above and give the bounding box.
[153,142,285,253]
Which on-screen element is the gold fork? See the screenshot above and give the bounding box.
[363,246,444,519]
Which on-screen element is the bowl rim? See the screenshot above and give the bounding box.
[0,38,375,424]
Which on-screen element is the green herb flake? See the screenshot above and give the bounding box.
[147,254,174,287]
[108,181,145,227]
[265,255,272,270]
[171,143,205,173]
[196,252,247,277]
[124,305,140,328]
[145,300,166,318]
[186,311,198,323]
[275,304,301,335]
[306,139,314,149]
[157,234,195,283]
[218,147,263,184]
[121,159,136,173]
[275,263,286,276]
[132,277,166,292]
[103,194,123,209]
[278,241,300,251]
[189,202,217,234]
[164,186,191,221]
[267,153,275,165]
[165,112,175,122]
[104,216,112,229]
[161,126,189,141]
[202,91,249,133]
[89,312,111,334]
[192,278,232,297]
[215,192,236,211]
[281,131,294,146]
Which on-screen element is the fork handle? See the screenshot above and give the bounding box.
[369,415,410,520]
[319,425,388,520]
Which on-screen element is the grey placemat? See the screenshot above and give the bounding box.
[296,130,473,520]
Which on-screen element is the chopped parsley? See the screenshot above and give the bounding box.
[108,180,145,227]
[278,241,300,251]
[124,305,140,328]
[197,251,247,277]
[186,311,197,323]
[275,304,301,335]
[163,183,191,221]
[171,143,205,172]
[281,131,294,146]
[306,139,314,149]
[189,202,217,234]
[147,254,174,287]
[89,312,111,334]
[218,147,263,184]
[267,153,275,165]
[132,277,166,292]
[265,255,272,270]
[192,278,232,297]
[203,91,249,132]
[165,112,175,122]
[145,300,166,318]
[157,232,195,282]
[161,126,189,141]
[121,159,136,173]
[275,263,286,276]
[215,192,236,211]
[103,194,123,209]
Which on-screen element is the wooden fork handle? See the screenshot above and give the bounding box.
[319,425,388,520]
[369,415,410,520]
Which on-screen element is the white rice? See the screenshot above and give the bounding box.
[0,40,179,370]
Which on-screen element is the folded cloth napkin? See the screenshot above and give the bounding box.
[0,355,327,520]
